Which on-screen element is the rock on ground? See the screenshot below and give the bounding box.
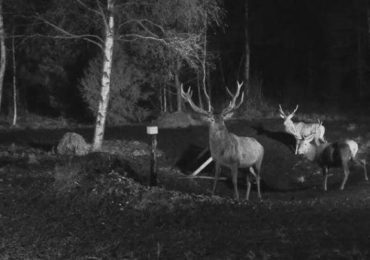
[57,132,90,156]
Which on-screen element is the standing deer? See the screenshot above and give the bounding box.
[279,104,326,154]
[297,134,368,191]
[181,81,264,200]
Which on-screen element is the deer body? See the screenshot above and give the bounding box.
[297,136,368,191]
[209,118,264,200]
[279,105,326,154]
[294,122,325,144]
[209,120,263,168]
[181,82,264,200]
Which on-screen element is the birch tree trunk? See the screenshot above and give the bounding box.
[12,34,17,126]
[92,0,114,151]
[0,0,6,113]
[202,12,211,112]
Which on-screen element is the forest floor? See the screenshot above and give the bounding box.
[1,116,370,259]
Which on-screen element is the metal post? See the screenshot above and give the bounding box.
[146,126,158,186]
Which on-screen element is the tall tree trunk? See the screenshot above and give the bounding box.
[12,33,17,126]
[163,85,167,113]
[0,0,6,113]
[202,11,211,112]
[168,85,173,112]
[196,72,204,109]
[159,87,163,112]
[244,0,250,85]
[175,57,182,112]
[92,0,114,151]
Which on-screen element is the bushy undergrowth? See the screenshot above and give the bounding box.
[79,51,153,124]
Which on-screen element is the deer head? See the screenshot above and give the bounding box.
[279,104,300,138]
[296,134,315,155]
[279,104,299,121]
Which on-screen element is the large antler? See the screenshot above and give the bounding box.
[278,104,287,118]
[222,81,245,115]
[279,104,299,120]
[181,84,211,116]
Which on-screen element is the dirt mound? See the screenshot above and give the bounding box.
[54,152,142,194]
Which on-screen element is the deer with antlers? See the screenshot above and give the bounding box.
[181,81,264,201]
[279,104,326,154]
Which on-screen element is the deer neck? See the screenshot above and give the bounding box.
[209,120,232,153]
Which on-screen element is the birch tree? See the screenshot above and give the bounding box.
[93,0,114,150]
[35,0,118,150]
[35,0,224,150]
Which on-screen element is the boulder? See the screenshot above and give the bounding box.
[57,132,90,156]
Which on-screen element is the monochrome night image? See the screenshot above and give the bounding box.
[1,0,370,259]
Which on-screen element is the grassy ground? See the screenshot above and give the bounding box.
[1,118,370,259]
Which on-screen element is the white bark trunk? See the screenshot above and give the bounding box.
[202,13,211,112]
[12,34,17,126]
[92,0,114,151]
[0,0,6,113]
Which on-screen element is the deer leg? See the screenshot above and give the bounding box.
[231,165,239,201]
[361,159,368,181]
[250,166,262,200]
[294,140,298,155]
[212,162,221,195]
[322,167,328,191]
[245,173,251,201]
[340,164,350,190]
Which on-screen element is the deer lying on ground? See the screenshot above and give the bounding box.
[296,134,368,191]
[181,81,264,201]
[279,104,326,154]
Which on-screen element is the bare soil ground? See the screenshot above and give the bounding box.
[1,118,370,259]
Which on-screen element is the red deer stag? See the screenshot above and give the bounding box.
[181,81,264,200]
[279,104,326,154]
[297,135,368,191]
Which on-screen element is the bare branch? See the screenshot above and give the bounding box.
[35,15,104,49]
[96,0,109,29]
[119,18,166,36]
[75,0,101,17]
[119,33,168,45]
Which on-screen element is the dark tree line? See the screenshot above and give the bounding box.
[0,0,369,133]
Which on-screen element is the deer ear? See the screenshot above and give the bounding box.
[279,114,285,119]
[198,113,212,122]
[223,112,234,120]
[304,134,315,143]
